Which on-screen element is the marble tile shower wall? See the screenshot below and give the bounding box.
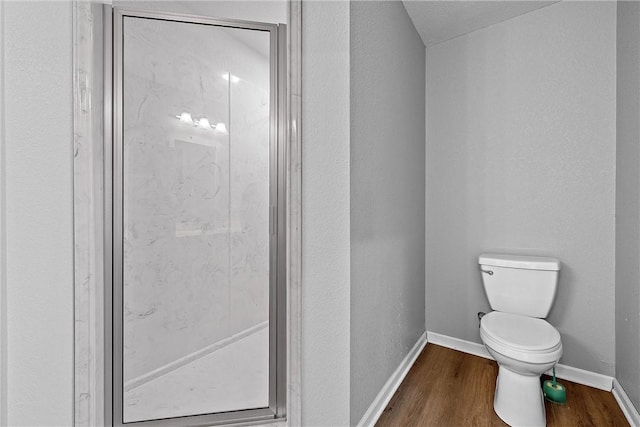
[123,18,270,382]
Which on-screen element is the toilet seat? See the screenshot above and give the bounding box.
[480,311,562,364]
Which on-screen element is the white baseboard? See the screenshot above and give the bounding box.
[552,363,612,391]
[613,378,640,427]
[356,332,427,427]
[426,331,613,391]
[427,331,491,359]
[125,321,269,391]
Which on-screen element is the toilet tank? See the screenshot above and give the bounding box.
[479,253,561,318]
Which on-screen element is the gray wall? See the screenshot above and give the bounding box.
[616,1,640,412]
[350,2,425,424]
[302,2,352,426]
[425,1,617,375]
[1,1,74,424]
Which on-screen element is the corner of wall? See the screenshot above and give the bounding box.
[424,45,428,336]
[615,0,640,413]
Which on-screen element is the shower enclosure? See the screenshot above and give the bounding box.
[105,6,287,426]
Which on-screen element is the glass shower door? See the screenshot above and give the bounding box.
[111,8,285,426]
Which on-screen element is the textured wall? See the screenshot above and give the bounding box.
[301,2,351,426]
[616,1,640,412]
[426,1,617,375]
[0,2,5,423]
[349,1,425,424]
[2,1,74,424]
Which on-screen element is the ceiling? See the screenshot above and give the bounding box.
[402,1,559,47]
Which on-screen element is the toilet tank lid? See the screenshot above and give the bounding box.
[478,253,561,271]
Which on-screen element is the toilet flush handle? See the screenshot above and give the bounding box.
[480,268,494,275]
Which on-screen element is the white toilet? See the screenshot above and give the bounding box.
[478,253,563,427]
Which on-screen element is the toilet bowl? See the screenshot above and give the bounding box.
[480,311,562,426]
[478,253,562,427]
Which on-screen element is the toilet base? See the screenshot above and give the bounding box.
[493,365,546,426]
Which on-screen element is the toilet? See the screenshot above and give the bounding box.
[478,253,563,427]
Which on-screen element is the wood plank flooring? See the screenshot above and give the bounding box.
[376,344,629,427]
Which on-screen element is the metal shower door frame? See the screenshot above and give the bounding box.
[105,6,287,427]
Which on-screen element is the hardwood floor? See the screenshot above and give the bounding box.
[376,344,629,427]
